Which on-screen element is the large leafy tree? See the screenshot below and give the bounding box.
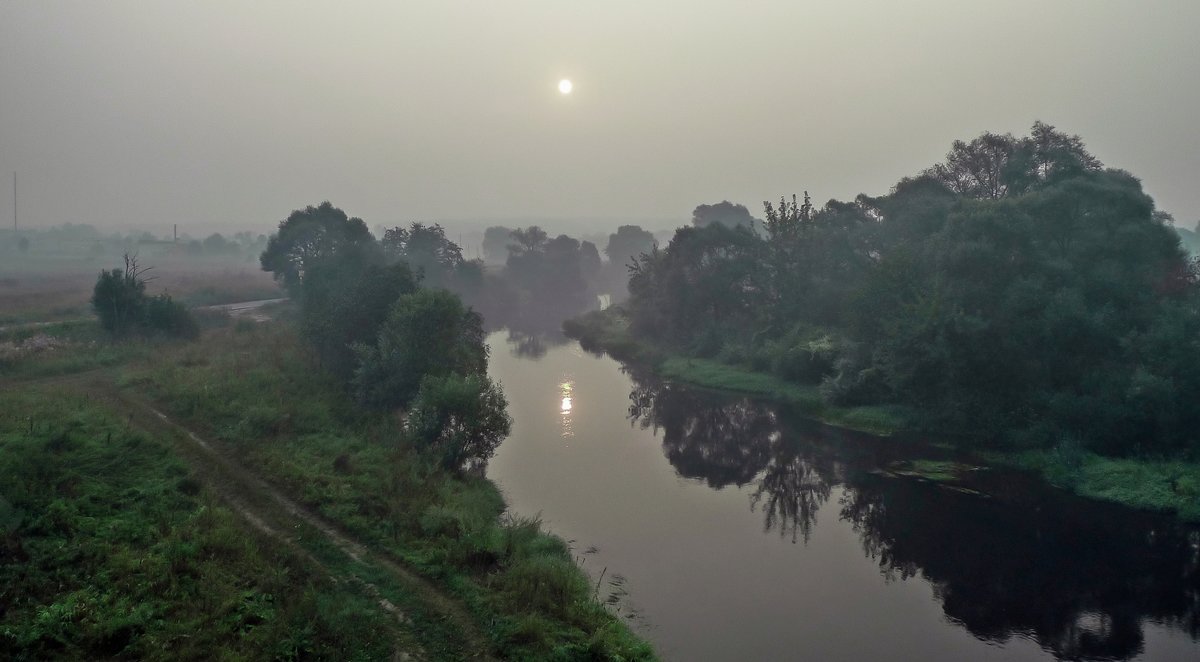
[628,223,764,351]
[299,254,420,376]
[381,222,464,283]
[692,201,757,230]
[481,226,514,264]
[604,225,657,266]
[260,202,374,292]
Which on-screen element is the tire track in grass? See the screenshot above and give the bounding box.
[88,378,496,661]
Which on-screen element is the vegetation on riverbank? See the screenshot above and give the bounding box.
[4,220,656,658]
[566,307,910,436]
[249,201,652,657]
[567,306,1200,521]
[125,320,652,658]
[0,386,396,660]
[569,124,1200,522]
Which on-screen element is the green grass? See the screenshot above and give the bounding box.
[0,320,156,381]
[881,459,977,483]
[125,322,655,660]
[660,356,908,435]
[992,450,1200,521]
[566,309,909,436]
[0,387,395,660]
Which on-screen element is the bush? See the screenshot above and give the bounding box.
[92,258,148,336]
[352,289,487,409]
[92,254,198,340]
[407,373,512,473]
[142,294,199,339]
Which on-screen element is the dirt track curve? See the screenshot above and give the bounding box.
[17,371,496,661]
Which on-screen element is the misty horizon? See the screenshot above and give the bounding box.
[3,1,1199,236]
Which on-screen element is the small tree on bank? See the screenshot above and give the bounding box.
[407,373,512,473]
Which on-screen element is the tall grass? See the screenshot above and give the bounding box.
[0,387,394,660]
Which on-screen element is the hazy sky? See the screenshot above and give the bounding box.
[2,1,1199,235]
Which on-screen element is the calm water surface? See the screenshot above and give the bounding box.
[485,331,1200,661]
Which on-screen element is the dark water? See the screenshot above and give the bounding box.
[485,331,1200,661]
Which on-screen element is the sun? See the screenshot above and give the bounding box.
[558,79,573,95]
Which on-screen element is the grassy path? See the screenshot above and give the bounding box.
[19,370,497,660]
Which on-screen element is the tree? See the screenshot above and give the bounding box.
[604,225,657,265]
[92,253,197,339]
[925,132,1017,199]
[923,122,1103,200]
[203,233,232,255]
[381,222,464,286]
[579,240,602,282]
[299,256,419,376]
[92,254,149,336]
[260,202,374,292]
[692,201,757,230]
[482,226,514,264]
[627,223,765,351]
[407,373,511,473]
[353,289,487,409]
[508,226,549,256]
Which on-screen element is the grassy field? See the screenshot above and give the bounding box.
[0,257,280,326]
[565,307,1200,522]
[0,385,397,660]
[1,311,654,659]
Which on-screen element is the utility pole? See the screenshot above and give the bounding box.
[12,172,16,232]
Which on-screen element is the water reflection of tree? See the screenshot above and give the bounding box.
[749,450,832,544]
[492,308,579,360]
[629,381,776,489]
[628,380,832,540]
[505,328,569,359]
[628,377,1200,660]
[838,475,1200,660]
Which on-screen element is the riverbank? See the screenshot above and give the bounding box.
[2,314,655,659]
[564,307,1200,522]
[564,308,909,436]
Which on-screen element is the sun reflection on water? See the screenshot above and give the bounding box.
[560,380,575,438]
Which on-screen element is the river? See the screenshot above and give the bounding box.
[485,330,1200,661]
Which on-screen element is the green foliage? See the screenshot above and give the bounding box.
[692,200,757,229]
[381,222,466,288]
[299,256,419,377]
[91,259,146,336]
[408,373,512,473]
[620,122,1200,458]
[353,289,487,409]
[0,388,393,660]
[91,254,198,339]
[627,223,764,343]
[605,225,657,265]
[259,201,375,292]
[482,225,514,264]
[141,294,199,339]
[130,323,654,659]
